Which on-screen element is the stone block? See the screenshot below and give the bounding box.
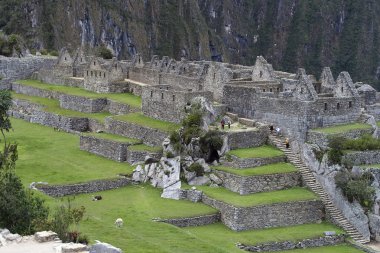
[34,231,58,243]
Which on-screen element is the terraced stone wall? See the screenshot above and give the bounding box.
[215,170,301,194]
[226,155,286,168]
[38,69,83,87]
[36,178,131,197]
[105,118,168,146]
[80,136,135,162]
[0,56,56,81]
[306,128,374,149]
[156,213,221,227]
[126,149,161,164]
[60,94,108,113]
[12,83,61,99]
[202,195,324,231]
[227,125,269,150]
[343,151,380,166]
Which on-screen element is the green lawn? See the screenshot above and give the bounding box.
[82,132,141,144]
[128,144,162,153]
[213,163,297,176]
[16,79,142,108]
[227,145,284,159]
[275,244,364,253]
[362,164,380,169]
[8,118,133,185]
[12,92,111,123]
[312,123,372,134]
[113,113,180,132]
[195,186,318,207]
[41,186,346,253]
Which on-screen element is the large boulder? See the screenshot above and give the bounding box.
[90,241,122,253]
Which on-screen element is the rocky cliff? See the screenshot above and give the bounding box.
[1,0,380,88]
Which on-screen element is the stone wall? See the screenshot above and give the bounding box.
[60,94,108,113]
[38,69,84,87]
[105,118,168,146]
[214,170,301,194]
[36,177,130,197]
[12,82,61,99]
[80,136,139,162]
[107,100,139,115]
[155,213,221,227]
[0,56,56,81]
[306,128,373,149]
[227,126,269,150]
[226,155,286,168]
[237,235,345,252]
[11,99,89,132]
[343,151,380,166]
[202,195,324,231]
[126,149,162,164]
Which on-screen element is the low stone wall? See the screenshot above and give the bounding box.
[107,100,139,115]
[214,170,301,194]
[155,213,221,227]
[88,119,106,132]
[38,70,84,87]
[11,99,89,132]
[227,155,286,169]
[126,149,162,164]
[60,94,108,113]
[12,82,60,99]
[237,235,345,252]
[80,136,138,162]
[36,177,131,197]
[227,126,268,150]
[343,150,380,166]
[307,128,373,148]
[105,118,168,146]
[202,195,324,231]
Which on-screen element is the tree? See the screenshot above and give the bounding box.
[0,90,49,235]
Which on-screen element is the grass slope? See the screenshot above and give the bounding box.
[8,118,134,185]
[16,79,142,108]
[195,186,318,207]
[312,123,372,134]
[213,163,297,176]
[227,145,284,159]
[82,132,141,144]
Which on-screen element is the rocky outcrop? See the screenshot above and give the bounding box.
[90,241,122,253]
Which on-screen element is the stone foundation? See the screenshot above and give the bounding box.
[215,170,301,194]
[202,195,324,231]
[227,155,286,169]
[343,150,380,166]
[126,149,162,164]
[60,94,108,113]
[227,126,269,150]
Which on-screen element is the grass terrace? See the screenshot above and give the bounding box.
[227,145,284,159]
[113,112,180,132]
[191,186,318,207]
[12,92,111,122]
[82,132,141,144]
[8,119,134,185]
[362,164,380,169]
[40,187,345,253]
[312,123,372,134]
[213,163,297,176]
[16,79,142,108]
[128,144,162,153]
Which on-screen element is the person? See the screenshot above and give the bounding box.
[276,127,281,136]
[269,125,274,134]
[221,119,225,130]
[285,138,290,149]
[227,120,231,129]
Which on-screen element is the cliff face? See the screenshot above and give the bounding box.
[1,0,380,88]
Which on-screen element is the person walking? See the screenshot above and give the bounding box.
[221,119,225,130]
[285,138,290,149]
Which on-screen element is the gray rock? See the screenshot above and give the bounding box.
[209,173,223,185]
[369,213,380,241]
[188,176,211,186]
[34,231,58,243]
[61,242,88,253]
[90,241,122,253]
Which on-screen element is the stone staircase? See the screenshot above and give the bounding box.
[269,134,370,244]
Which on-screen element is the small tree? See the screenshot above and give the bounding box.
[97,45,113,59]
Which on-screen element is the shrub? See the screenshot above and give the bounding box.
[187,163,204,177]
[97,45,113,59]
[343,134,380,151]
[335,170,375,209]
[200,130,223,153]
[40,49,48,55]
[49,50,59,56]
[328,148,343,165]
[166,151,175,158]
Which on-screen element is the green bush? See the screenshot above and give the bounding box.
[328,148,343,165]
[343,134,380,151]
[335,170,375,209]
[200,130,223,153]
[166,151,175,158]
[187,163,204,177]
[97,45,113,59]
[49,50,59,56]
[40,49,48,55]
